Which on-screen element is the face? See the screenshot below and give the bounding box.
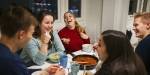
[19,25,35,49]
[133,17,148,38]
[96,35,108,61]
[40,15,54,33]
[64,12,76,28]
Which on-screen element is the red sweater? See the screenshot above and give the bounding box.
[58,27,90,53]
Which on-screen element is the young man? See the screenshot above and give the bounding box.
[0,6,65,75]
[0,6,37,75]
[133,12,150,75]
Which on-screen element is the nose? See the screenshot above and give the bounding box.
[48,23,53,28]
[132,26,136,31]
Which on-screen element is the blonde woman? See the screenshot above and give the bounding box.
[59,11,90,54]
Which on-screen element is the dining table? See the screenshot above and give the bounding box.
[28,50,100,75]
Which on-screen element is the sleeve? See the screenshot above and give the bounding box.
[52,30,65,52]
[23,38,48,65]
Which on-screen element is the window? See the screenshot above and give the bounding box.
[31,0,58,19]
[128,0,138,15]
[128,0,148,15]
[68,0,81,17]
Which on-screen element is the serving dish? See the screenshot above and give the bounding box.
[72,54,98,70]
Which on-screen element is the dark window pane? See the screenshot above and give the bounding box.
[69,0,81,17]
[31,0,58,19]
[128,0,137,15]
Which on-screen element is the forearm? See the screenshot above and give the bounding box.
[32,51,48,65]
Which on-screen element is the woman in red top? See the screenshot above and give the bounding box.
[58,11,90,54]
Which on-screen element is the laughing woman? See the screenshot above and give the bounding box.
[58,11,90,54]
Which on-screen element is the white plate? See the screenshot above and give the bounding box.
[31,71,49,75]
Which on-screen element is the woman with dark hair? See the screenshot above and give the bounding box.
[20,10,65,66]
[58,11,90,54]
[94,30,147,75]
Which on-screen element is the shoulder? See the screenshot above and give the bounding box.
[27,38,39,45]
[52,30,59,34]
[141,35,150,44]
[24,37,40,49]
[136,35,150,51]
[95,64,112,75]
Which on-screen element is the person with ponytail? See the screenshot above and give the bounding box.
[58,11,90,54]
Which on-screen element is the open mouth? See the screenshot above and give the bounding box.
[68,19,72,23]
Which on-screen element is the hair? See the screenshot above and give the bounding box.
[134,12,150,24]
[0,5,37,38]
[95,30,147,75]
[33,10,55,38]
[64,11,86,33]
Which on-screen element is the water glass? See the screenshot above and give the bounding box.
[59,54,68,68]
[70,61,80,75]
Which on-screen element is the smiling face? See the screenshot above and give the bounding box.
[64,12,76,29]
[96,35,108,61]
[133,17,149,38]
[40,15,54,33]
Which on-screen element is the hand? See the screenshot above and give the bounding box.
[93,43,98,51]
[80,32,89,39]
[41,32,51,44]
[54,68,65,75]
[61,38,70,44]
[45,64,60,74]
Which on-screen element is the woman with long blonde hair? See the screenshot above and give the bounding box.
[59,11,90,54]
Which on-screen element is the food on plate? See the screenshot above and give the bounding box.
[48,52,60,62]
[73,55,98,65]
[72,55,98,70]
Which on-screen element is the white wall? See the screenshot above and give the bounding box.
[101,0,130,33]
[84,0,102,43]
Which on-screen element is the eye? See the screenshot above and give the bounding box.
[51,21,54,24]
[133,23,138,27]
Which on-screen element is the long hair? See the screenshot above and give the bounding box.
[64,11,86,33]
[95,30,147,75]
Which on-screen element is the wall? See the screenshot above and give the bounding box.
[84,0,102,43]
[101,0,130,33]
